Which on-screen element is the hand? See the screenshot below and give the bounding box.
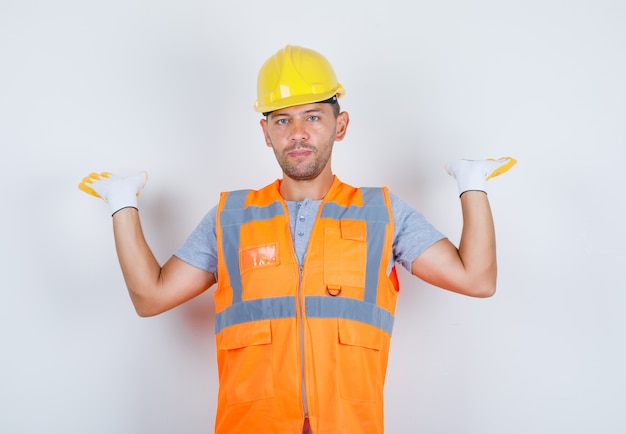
[78,171,148,215]
[445,157,516,196]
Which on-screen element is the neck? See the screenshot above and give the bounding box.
[279,170,335,201]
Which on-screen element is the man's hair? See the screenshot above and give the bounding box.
[329,100,341,117]
[316,94,341,117]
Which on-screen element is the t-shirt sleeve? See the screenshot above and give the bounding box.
[390,191,447,272]
[173,205,218,274]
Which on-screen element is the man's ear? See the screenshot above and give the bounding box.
[335,111,350,141]
[260,118,272,147]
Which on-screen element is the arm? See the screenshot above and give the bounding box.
[412,191,496,297]
[112,208,215,316]
[411,158,516,298]
[79,172,215,316]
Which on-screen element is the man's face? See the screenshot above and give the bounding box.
[260,103,348,182]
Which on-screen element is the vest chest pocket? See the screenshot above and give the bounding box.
[217,320,275,404]
[337,319,385,402]
[324,219,367,288]
[240,243,279,273]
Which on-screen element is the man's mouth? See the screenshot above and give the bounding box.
[289,150,313,157]
[287,145,315,158]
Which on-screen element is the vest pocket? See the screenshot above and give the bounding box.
[337,319,384,402]
[217,320,275,404]
[324,221,367,288]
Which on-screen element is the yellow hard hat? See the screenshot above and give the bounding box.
[254,45,345,113]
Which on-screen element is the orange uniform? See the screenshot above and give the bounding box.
[214,177,399,433]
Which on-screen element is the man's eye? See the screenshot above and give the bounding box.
[307,115,319,121]
[276,119,288,125]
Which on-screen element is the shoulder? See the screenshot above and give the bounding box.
[388,190,416,217]
[220,180,281,208]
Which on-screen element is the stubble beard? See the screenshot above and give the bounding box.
[275,140,334,182]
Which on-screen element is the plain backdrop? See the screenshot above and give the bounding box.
[1,0,625,433]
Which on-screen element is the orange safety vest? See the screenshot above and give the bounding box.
[214,176,400,434]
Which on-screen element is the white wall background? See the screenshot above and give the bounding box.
[1,0,625,433]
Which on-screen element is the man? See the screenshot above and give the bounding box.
[79,45,515,434]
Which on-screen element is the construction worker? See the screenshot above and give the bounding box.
[79,45,516,434]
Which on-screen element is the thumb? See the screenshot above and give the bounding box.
[127,170,149,196]
[485,157,517,181]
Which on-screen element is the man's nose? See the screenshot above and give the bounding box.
[290,121,309,141]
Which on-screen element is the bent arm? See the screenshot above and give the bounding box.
[411,191,496,298]
[112,208,216,316]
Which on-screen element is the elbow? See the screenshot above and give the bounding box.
[134,306,159,318]
[469,263,497,298]
[472,282,496,298]
[132,301,157,317]
[132,298,168,317]
[128,290,165,318]
[459,270,497,298]
[444,278,496,298]
[469,272,497,298]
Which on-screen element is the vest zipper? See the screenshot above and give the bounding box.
[298,264,308,419]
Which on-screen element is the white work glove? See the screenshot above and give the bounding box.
[78,171,148,215]
[445,157,516,196]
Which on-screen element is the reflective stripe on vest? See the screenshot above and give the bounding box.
[215,186,394,336]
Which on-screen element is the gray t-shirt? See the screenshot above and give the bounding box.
[174,191,445,276]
